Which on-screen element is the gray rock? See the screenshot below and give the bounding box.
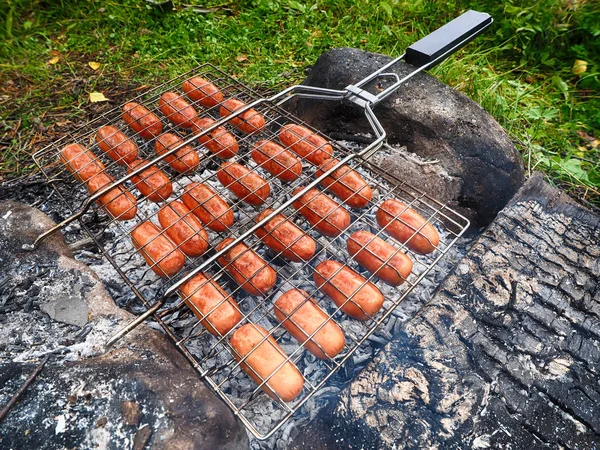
[39,289,89,328]
[290,173,600,449]
[285,47,525,227]
[0,200,249,450]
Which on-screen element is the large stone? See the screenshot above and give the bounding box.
[0,200,249,450]
[290,173,600,449]
[285,47,525,228]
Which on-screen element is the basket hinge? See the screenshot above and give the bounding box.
[345,85,379,108]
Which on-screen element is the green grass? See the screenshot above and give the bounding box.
[1,0,599,205]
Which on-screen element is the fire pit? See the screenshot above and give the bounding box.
[19,11,491,442]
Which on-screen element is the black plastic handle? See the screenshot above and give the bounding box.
[405,10,492,68]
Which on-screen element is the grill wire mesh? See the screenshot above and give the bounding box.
[32,63,469,439]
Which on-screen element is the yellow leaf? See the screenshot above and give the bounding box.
[235,54,248,62]
[88,61,101,70]
[572,59,588,75]
[89,92,108,103]
[592,139,599,149]
[48,56,59,65]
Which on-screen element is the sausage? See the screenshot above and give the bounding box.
[216,238,277,296]
[230,323,304,402]
[347,231,412,286]
[251,140,302,182]
[217,162,270,206]
[157,201,209,257]
[191,117,239,159]
[274,289,345,359]
[60,143,105,182]
[376,199,440,254]
[122,102,163,140]
[95,126,138,165]
[179,272,242,336]
[315,158,372,208]
[154,132,200,173]
[292,187,350,237]
[219,98,265,134]
[131,221,185,277]
[158,92,198,128]
[278,124,333,165]
[127,159,173,202]
[180,182,234,232]
[255,209,316,262]
[313,260,384,320]
[182,76,224,108]
[87,173,137,221]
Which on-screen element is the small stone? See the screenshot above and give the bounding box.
[95,416,108,428]
[121,401,142,426]
[133,425,152,450]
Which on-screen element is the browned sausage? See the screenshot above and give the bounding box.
[179,272,242,336]
[292,187,350,237]
[60,143,105,182]
[376,199,440,254]
[131,221,185,277]
[158,201,209,257]
[87,173,137,221]
[251,140,302,182]
[180,182,234,232]
[230,323,304,402]
[217,162,270,206]
[255,209,316,262]
[216,238,276,296]
[278,124,333,165]
[154,132,200,173]
[347,231,412,286]
[274,289,345,359]
[313,260,384,320]
[182,76,224,108]
[95,126,138,165]
[158,92,198,128]
[315,158,372,208]
[219,98,265,134]
[127,159,173,202]
[122,102,163,140]
[191,117,239,159]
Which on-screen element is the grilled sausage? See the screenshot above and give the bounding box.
[127,159,173,202]
[182,76,224,108]
[95,126,138,165]
[131,221,185,277]
[181,182,234,232]
[347,231,412,286]
[216,238,276,296]
[255,209,316,262]
[230,323,304,402]
[292,187,350,237]
[158,92,198,128]
[313,260,384,320]
[274,289,345,359]
[179,272,242,336]
[376,199,440,254]
[154,132,200,173]
[217,162,270,206]
[251,140,302,182]
[158,201,209,257]
[87,173,137,221]
[122,102,163,140]
[316,158,372,208]
[60,143,105,182]
[219,98,265,134]
[279,124,333,165]
[191,117,239,159]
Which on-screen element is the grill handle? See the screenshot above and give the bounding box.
[405,10,493,68]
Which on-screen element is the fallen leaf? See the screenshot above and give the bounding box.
[88,61,101,70]
[235,55,248,62]
[48,56,59,65]
[572,59,588,75]
[89,92,109,103]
